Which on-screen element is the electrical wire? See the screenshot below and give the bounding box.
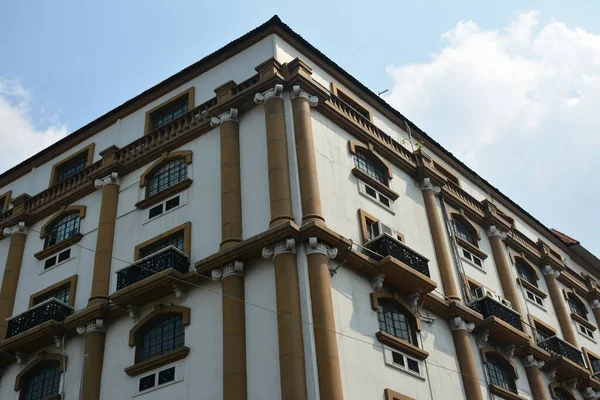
[12,226,580,400]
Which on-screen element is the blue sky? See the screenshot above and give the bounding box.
[1,1,599,255]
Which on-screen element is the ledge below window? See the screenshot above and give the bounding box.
[488,384,526,400]
[516,277,547,299]
[456,237,488,260]
[572,313,597,332]
[351,168,399,200]
[135,179,192,210]
[376,331,429,361]
[125,346,190,377]
[34,234,83,260]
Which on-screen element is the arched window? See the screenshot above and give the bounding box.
[136,313,185,363]
[20,360,61,400]
[147,159,188,197]
[485,353,517,393]
[515,260,537,287]
[353,151,388,186]
[567,294,587,320]
[44,212,80,248]
[377,299,418,346]
[452,216,477,245]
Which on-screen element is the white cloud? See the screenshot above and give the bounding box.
[0,78,67,173]
[384,12,600,254]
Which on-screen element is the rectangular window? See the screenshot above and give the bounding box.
[33,286,70,306]
[29,276,77,308]
[432,160,460,186]
[43,248,75,271]
[591,356,600,374]
[525,289,545,308]
[358,181,394,211]
[49,143,94,186]
[383,346,425,380]
[578,324,594,339]
[334,86,371,121]
[144,192,187,224]
[150,96,189,131]
[461,248,484,270]
[134,363,184,395]
[139,232,185,259]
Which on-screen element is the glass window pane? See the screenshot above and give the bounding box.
[376,300,417,346]
[137,314,185,362]
[147,159,188,197]
[45,213,80,248]
[353,152,387,185]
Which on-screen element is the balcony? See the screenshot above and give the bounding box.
[538,336,585,367]
[112,246,190,307]
[469,296,529,345]
[6,298,73,339]
[116,246,189,290]
[364,234,436,295]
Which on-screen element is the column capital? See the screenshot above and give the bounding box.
[212,260,244,281]
[262,238,296,259]
[542,265,561,278]
[3,221,28,237]
[305,237,338,259]
[487,225,507,240]
[94,172,119,189]
[450,316,475,332]
[291,85,318,107]
[210,108,239,127]
[76,318,105,335]
[522,354,545,368]
[420,178,441,194]
[254,84,284,104]
[591,299,600,309]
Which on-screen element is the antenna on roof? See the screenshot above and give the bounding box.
[377,89,389,97]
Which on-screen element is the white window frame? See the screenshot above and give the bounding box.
[143,190,188,224]
[40,246,77,274]
[577,323,595,341]
[382,345,425,380]
[459,247,484,271]
[357,180,394,213]
[524,289,545,310]
[133,362,184,396]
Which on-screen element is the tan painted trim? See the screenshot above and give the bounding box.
[29,275,78,307]
[128,304,191,347]
[358,209,404,244]
[480,346,519,379]
[370,291,422,331]
[376,331,429,360]
[489,384,527,400]
[39,205,87,240]
[384,388,415,400]
[583,347,600,375]
[138,150,193,187]
[125,346,190,377]
[14,353,66,391]
[48,143,95,186]
[144,87,195,135]
[563,288,589,314]
[432,160,460,187]
[517,278,548,299]
[34,233,83,261]
[332,82,373,122]
[348,140,393,180]
[456,237,488,260]
[530,315,557,336]
[510,253,539,280]
[572,312,596,331]
[449,212,481,242]
[0,190,12,213]
[134,221,191,260]
[548,382,576,400]
[351,168,399,200]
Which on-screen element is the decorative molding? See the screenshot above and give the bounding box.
[501,345,516,359]
[521,354,544,369]
[305,236,338,258]
[254,84,284,104]
[420,178,441,194]
[487,225,507,240]
[76,318,105,335]
[209,108,239,127]
[591,299,600,310]
[94,172,119,189]
[583,387,600,400]
[542,265,561,278]
[127,305,140,320]
[476,330,490,347]
[291,85,318,106]
[172,284,186,300]
[450,316,475,332]
[371,273,385,291]
[547,368,557,380]
[262,238,296,259]
[212,260,244,281]
[3,221,27,237]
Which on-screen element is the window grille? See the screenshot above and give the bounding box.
[353,152,387,185]
[22,361,61,400]
[139,232,184,259]
[56,156,87,182]
[44,213,80,248]
[516,261,537,286]
[136,314,185,362]
[377,300,418,346]
[150,96,188,131]
[567,296,587,320]
[452,218,475,244]
[485,355,517,393]
[33,286,70,306]
[147,159,187,197]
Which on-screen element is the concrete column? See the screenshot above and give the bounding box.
[487,226,527,333]
[421,178,460,300]
[523,355,548,400]
[217,108,243,249]
[305,237,343,400]
[263,239,308,400]
[78,319,106,400]
[89,173,119,305]
[543,265,578,346]
[255,85,294,227]
[212,262,247,400]
[0,223,27,339]
[450,317,483,400]
[290,86,324,224]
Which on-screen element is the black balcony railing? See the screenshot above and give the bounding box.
[537,336,585,367]
[469,296,522,331]
[364,234,430,277]
[116,246,189,290]
[6,298,73,339]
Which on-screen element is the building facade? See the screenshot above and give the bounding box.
[0,16,599,400]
